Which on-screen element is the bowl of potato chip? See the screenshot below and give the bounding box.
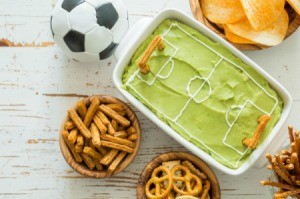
[59,95,141,178]
[189,0,300,50]
[137,152,221,199]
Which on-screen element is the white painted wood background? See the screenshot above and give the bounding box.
[0,0,299,198]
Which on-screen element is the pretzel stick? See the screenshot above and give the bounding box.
[273,164,293,185]
[100,134,135,148]
[274,190,300,198]
[243,115,271,149]
[275,154,290,178]
[68,109,91,139]
[62,130,82,163]
[108,151,127,174]
[83,97,100,128]
[99,104,130,127]
[138,35,165,74]
[289,125,295,144]
[77,100,87,120]
[100,140,134,153]
[261,180,296,190]
[291,153,300,175]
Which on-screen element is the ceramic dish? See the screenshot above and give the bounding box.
[112,9,292,175]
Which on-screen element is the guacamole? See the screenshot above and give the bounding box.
[122,19,283,169]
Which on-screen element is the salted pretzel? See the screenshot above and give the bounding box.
[171,165,202,196]
[149,188,174,199]
[145,166,173,199]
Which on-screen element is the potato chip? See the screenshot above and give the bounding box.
[224,26,256,44]
[201,0,246,24]
[286,0,300,15]
[240,0,285,30]
[225,10,289,46]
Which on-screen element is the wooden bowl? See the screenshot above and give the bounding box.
[189,0,300,50]
[137,152,221,199]
[59,95,141,178]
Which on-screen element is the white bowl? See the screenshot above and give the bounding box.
[112,9,293,175]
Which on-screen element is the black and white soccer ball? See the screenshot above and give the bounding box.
[50,0,128,62]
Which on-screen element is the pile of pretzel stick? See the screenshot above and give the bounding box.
[261,125,300,199]
[61,96,138,174]
[145,160,211,199]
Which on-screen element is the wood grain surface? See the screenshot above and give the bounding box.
[0,0,300,198]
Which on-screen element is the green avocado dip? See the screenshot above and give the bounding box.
[122,19,283,169]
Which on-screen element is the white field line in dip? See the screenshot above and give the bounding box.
[125,23,279,168]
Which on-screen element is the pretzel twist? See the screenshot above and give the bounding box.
[145,166,173,199]
[171,165,202,196]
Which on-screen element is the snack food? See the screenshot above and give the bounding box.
[61,96,139,175]
[199,0,298,46]
[122,19,283,169]
[261,125,300,198]
[145,160,211,199]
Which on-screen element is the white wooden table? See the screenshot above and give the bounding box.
[0,0,299,198]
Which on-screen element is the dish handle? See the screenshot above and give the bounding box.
[114,17,152,61]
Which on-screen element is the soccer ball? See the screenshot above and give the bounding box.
[50,0,128,62]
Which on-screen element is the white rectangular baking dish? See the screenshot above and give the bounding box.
[112,9,292,175]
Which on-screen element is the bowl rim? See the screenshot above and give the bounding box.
[112,9,293,175]
[59,95,141,178]
[188,0,300,50]
[136,151,221,199]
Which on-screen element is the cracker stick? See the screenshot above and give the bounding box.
[274,190,300,198]
[99,104,130,127]
[107,123,116,135]
[106,104,124,112]
[68,109,91,139]
[93,115,107,134]
[100,134,135,148]
[289,125,295,144]
[83,146,103,162]
[68,128,78,144]
[96,146,107,155]
[75,143,83,153]
[114,130,127,138]
[82,153,95,170]
[100,149,119,165]
[77,100,87,120]
[64,121,75,130]
[101,140,134,153]
[75,135,84,153]
[62,130,82,163]
[93,157,104,171]
[127,126,136,135]
[95,111,110,126]
[291,153,300,175]
[108,151,127,174]
[261,180,296,190]
[90,123,101,148]
[127,133,138,141]
[138,35,164,74]
[83,97,100,128]
[111,120,118,131]
[243,115,271,149]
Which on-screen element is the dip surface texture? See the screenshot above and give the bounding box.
[122,19,283,169]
